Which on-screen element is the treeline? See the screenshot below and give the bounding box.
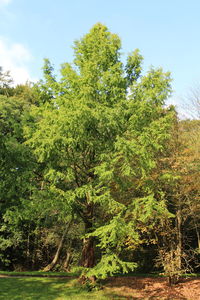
[0,24,199,282]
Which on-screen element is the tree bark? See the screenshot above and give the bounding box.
[80,202,95,268]
[63,251,72,271]
[176,207,182,271]
[42,218,72,272]
[80,235,95,268]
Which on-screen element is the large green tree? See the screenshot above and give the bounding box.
[25,23,174,278]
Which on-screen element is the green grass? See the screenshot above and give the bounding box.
[0,277,106,300]
[1,271,199,300]
[0,270,76,277]
[0,277,121,300]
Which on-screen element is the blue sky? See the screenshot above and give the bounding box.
[1,0,200,115]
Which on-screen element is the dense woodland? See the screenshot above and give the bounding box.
[0,24,199,282]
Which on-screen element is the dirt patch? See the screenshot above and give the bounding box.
[104,276,200,300]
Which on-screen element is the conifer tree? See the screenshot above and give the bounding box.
[25,23,174,278]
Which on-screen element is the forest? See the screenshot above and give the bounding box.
[0,23,200,286]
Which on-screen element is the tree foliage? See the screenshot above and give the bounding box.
[23,23,175,278]
[0,24,199,279]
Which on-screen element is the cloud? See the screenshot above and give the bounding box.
[0,0,12,5]
[0,0,12,6]
[0,37,34,85]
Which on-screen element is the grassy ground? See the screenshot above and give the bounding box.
[0,272,199,299]
[0,277,117,300]
[0,270,76,277]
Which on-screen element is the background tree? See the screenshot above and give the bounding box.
[0,79,36,268]
[0,67,13,96]
[153,116,200,283]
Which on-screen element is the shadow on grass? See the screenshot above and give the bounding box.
[0,277,109,300]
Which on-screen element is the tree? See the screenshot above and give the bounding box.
[0,80,37,268]
[153,117,200,283]
[177,120,200,270]
[0,67,13,96]
[182,86,200,119]
[25,23,174,278]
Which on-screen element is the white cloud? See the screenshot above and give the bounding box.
[0,0,12,6]
[0,37,34,85]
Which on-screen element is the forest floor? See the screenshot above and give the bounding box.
[104,276,200,299]
[0,273,199,299]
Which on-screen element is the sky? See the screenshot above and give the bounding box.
[1,0,200,116]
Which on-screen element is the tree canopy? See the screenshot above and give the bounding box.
[23,23,175,278]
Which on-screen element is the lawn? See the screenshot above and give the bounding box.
[0,277,116,300]
[0,273,200,299]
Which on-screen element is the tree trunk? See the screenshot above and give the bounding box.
[167,206,182,286]
[187,198,200,250]
[42,218,72,272]
[63,251,72,271]
[176,207,182,271]
[196,229,200,250]
[193,217,200,250]
[80,235,95,268]
[80,202,95,268]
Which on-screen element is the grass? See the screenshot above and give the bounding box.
[0,277,119,300]
[0,271,199,299]
[0,270,76,277]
